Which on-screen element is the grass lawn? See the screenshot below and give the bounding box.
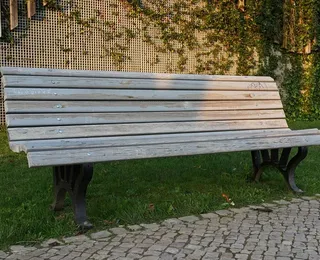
[0,121,320,249]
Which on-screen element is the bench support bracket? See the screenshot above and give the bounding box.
[251,147,308,193]
[52,164,94,230]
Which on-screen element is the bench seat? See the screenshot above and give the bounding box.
[8,129,320,167]
[2,66,320,229]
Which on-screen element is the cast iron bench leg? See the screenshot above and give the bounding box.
[251,147,308,193]
[52,163,94,230]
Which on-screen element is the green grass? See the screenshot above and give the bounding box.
[1,121,320,249]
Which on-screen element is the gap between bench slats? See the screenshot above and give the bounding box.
[3,76,278,91]
[12,129,320,153]
[7,119,289,141]
[6,110,286,127]
[27,134,320,167]
[4,88,281,101]
[4,100,284,113]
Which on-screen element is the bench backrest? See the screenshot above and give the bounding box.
[1,67,288,144]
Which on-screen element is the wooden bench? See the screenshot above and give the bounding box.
[2,67,320,229]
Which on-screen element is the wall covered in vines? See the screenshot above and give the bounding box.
[0,0,320,121]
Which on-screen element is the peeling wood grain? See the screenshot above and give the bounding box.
[4,100,284,113]
[27,135,320,167]
[1,67,275,82]
[3,76,279,91]
[4,88,281,101]
[6,110,286,127]
[7,119,288,141]
[13,129,320,153]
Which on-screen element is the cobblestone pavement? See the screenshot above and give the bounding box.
[2,196,320,260]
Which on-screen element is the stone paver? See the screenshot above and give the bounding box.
[178,215,199,222]
[2,196,320,259]
[91,230,113,240]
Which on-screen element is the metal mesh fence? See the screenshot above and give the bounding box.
[0,0,239,125]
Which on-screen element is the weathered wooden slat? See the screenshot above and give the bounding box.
[6,110,286,127]
[9,0,18,30]
[0,67,275,82]
[27,134,320,167]
[8,119,288,141]
[14,129,320,153]
[4,100,284,113]
[27,0,36,18]
[4,88,281,101]
[3,76,278,91]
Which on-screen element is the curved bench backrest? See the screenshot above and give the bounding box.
[2,67,288,143]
